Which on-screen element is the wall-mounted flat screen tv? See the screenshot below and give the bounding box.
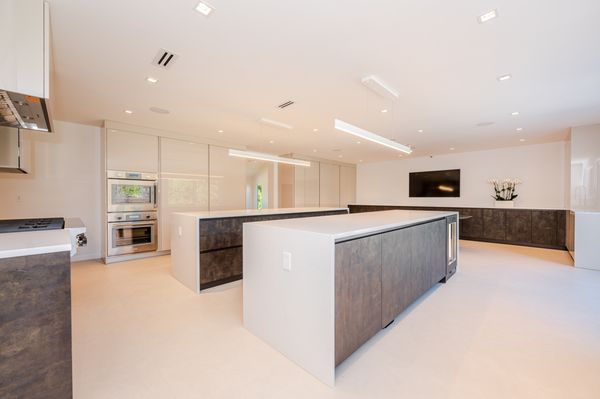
[409,169,460,197]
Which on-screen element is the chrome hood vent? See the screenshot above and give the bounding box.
[0,90,52,132]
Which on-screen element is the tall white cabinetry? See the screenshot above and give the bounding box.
[209,145,247,211]
[159,138,209,251]
[294,162,320,207]
[319,163,341,207]
[0,0,50,99]
[339,166,357,207]
[106,129,158,172]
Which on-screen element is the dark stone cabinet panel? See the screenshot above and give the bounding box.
[458,208,483,238]
[506,210,532,243]
[483,209,506,241]
[381,220,446,327]
[200,247,243,288]
[0,252,72,399]
[531,210,557,246]
[335,235,382,366]
[349,205,567,250]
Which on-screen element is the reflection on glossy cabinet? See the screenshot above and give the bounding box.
[294,162,320,207]
[209,146,246,211]
[106,129,159,172]
[320,163,340,207]
[159,138,209,251]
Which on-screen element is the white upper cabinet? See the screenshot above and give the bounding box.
[209,145,246,210]
[0,0,50,98]
[319,163,340,207]
[106,129,158,173]
[158,138,209,251]
[339,166,357,208]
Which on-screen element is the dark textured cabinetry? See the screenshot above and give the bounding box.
[0,252,73,398]
[199,209,348,289]
[335,235,382,366]
[335,218,451,366]
[349,205,567,250]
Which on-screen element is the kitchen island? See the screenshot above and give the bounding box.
[243,210,458,386]
[170,207,348,293]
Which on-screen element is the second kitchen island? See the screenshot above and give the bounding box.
[243,210,459,386]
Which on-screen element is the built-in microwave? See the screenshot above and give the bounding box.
[107,170,157,213]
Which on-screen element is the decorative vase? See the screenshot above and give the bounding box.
[495,200,514,208]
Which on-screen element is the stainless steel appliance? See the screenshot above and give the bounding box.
[107,170,157,213]
[0,90,52,132]
[107,212,157,256]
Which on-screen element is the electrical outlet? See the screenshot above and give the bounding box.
[282,252,292,271]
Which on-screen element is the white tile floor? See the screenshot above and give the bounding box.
[72,241,600,399]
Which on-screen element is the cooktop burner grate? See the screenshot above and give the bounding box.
[0,218,65,234]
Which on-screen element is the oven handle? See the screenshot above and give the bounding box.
[109,221,156,229]
[154,182,158,208]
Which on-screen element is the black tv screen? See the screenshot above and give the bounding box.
[409,169,460,198]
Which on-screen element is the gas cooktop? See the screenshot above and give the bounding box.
[0,218,65,234]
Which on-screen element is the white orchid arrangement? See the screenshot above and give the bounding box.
[488,178,522,201]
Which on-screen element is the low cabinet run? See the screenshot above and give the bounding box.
[335,217,454,366]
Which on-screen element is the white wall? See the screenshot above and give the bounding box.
[0,120,102,261]
[357,141,568,209]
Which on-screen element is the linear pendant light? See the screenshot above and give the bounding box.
[334,119,412,154]
[228,149,311,167]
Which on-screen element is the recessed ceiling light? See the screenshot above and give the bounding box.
[269,140,275,144]
[417,129,424,133]
[218,130,224,133]
[359,160,363,163]
[450,147,455,151]
[381,109,388,113]
[313,128,319,132]
[146,77,158,84]
[338,155,343,158]
[397,154,403,158]
[312,149,317,153]
[356,141,361,144]
[520,138,526,142]
[195,1,214,16]
[516,127,523,131]
[124,110,133,114]
[511,111,520,116]
[478,9,498,24]
[497,74,512,82]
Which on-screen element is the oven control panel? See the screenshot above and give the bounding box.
[107,211,157,223]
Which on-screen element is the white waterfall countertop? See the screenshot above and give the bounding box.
[245,209,456,241]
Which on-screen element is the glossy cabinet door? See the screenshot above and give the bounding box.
[294,162,320,207]
[319,163,340,207]
[339,166,356,208]
[0,0,49,98]
[106,129,159,173]
[158,138,209,251]
[209,145,246,211]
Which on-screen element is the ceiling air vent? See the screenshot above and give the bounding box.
[153,49,179,69]
[278,100,294,109]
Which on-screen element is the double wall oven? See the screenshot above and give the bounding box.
[107,170,158,257]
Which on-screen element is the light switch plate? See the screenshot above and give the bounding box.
[282,251,292,271]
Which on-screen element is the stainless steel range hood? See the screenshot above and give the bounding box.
[0,126,30,173]
[0,90,52,132]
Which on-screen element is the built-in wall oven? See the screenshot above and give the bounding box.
[107,170,157,212]
[106,170,158,257]
[107,212,157,256]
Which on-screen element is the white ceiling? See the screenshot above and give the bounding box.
[48,0,600,164]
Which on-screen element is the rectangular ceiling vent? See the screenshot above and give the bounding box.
[277,100,294,109]
[153,49,179,69]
